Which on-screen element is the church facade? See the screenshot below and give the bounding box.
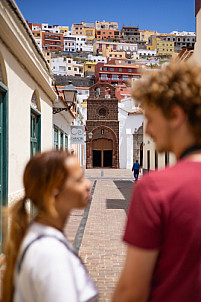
[86,82,119,169]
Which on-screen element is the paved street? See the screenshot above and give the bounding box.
[65,168,137,302]
[0,168,137,301]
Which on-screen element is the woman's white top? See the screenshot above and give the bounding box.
[13,222,98,302]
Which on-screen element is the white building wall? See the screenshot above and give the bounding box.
[1,42,54,204]
[42,23,60,33]
[75,34,87,51]
[138,49,157,56]
[51,57,66,75]
[32,25,41,31]
[63,39,76,52]
[88,54,107,63]
[143,119,176,172]
[66,58,84,77]
[35,38,42,51]
[117,42,138,52]
[0,0,57,207]
[170,30,195,36]
[193,9,201,64]
[65,32,89,52]
[53,111,72,151]
[82,44,93,52]
[119,107,143,169]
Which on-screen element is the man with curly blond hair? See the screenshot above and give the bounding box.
[113,60,201,302]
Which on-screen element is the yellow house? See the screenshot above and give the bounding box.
[83,28,95,40]
[102,46,111,57]
[102,47,126,59]
[32,31,42,39]
[43,50,51,67]
[153,38,174,56]
[147,45,154,50]
[60,26,69,34]
[108,50,126,59]
[139,30,158,42]
[84,61,96,74]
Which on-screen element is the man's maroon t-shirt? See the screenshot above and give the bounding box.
[124,159,201,302]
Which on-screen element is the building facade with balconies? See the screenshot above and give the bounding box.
[95,21,118,30]
[42,31,63,52]
[83,27,96,41]
[121,25,140,43]
[66,58,84,77]
[148,34,195,53]
[93,40,138,55]
[71,23,85,35]
[96,29,120,40]
[95,62,141,85]
[63,34,76,53]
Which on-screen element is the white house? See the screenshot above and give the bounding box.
[88,54,107,63]
[53,84,87,167]
[83,44,93,52]
[42,23,60,33]
[131,75,176,173]
[0,0,57,253]
[118,98,144,169]
[76,87,89,123]
[66,58,84,77]
[137,49,157,57]
[63,35,76,53]
[35,38,42,51]
[52,97,74,153]
[170,30,196,36]
[51,57,66,75]
[64,32,90,53]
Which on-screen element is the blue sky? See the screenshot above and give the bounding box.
[15,0,195,34]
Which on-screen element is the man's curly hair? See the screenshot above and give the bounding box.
[132,60,201,143]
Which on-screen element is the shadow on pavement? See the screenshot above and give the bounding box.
[106,180,134,215]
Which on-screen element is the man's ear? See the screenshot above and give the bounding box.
[52,189,59,198]
[169,105,187,129]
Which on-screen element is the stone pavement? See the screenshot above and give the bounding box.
[0,168,138,301]
[65,168,138,302]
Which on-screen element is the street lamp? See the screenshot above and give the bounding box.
[88,131,93,140]
[62,81,77,110]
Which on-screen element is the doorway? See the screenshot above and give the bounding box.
[103,150,112,167]
[92,138,113,168]
[93,150,101,167]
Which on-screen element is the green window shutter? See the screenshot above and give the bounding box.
[54,126,59,149]
[30,108,41,157]
[0,83,8,254]
[65,134,68,151]
[60,131,64,150]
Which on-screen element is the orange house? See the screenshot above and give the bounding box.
[42,32,63,52]
[96,29,120,40]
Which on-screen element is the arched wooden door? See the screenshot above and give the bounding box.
[92,138,113,168]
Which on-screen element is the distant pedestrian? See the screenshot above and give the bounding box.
[2,150,98,302]
[132,160,140,181]
[113,60,201,302]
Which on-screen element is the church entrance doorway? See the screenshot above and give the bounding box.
[92,138,113,168]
